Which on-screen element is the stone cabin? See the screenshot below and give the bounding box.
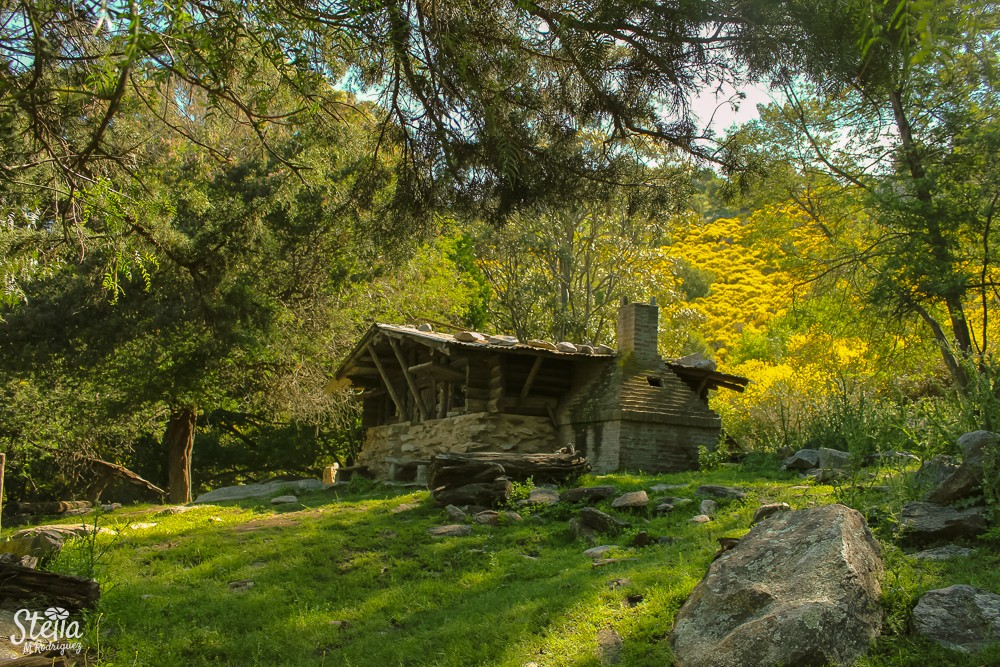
[331,300,748,479]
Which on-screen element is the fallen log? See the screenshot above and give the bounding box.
[429,450,590,486]
[431,478,513,507]
[428,462,505,491]
[13,501,93,516]
[0,562,100,609]
[85,456,165,498]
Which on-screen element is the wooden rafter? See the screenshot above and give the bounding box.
[367,343,406,419]
[408,361,465,383]
[389,338,429,421]
[517,356,544,407]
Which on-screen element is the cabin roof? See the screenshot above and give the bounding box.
[333,322,750,394]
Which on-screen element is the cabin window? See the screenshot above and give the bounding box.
[646,376,663,387]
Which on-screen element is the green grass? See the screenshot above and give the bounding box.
[10,460,1000,666]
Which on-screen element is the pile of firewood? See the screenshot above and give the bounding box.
[428,449,590,506]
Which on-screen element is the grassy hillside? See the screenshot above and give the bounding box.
[21,460,1000,666]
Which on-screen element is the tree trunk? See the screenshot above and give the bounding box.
[165,406,197,504]
[0,452,5,532]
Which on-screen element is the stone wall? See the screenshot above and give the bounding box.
[358,412,559,478]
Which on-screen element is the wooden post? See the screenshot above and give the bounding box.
[389,338,429,421]
[368,344,406,419]
[0,452,5,533]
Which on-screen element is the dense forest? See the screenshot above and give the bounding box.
[1,0,997,513]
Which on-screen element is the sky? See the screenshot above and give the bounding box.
[688,82,777,135]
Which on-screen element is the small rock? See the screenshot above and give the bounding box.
[653,503,674,515]
[416,323,433,332]
[629,531,655,548]
[445,505,468,522]
[488,335,518,347]
[560,486,617,503]
[697,485,747,500]
[597,627,624,664]
[521,488,559,506]
[569,517,598,546]
[595,344,614,354]
[579,345,595,354]
[650,483,688,492]
[699,499,718,516]
[912,584,1000,653]
[228,579,255,591]
[818,447,852,470]
[899,502,989,544]
[271,495,298,505]
[129,522,158,530]
[389,502,420,514]
[555,341,578,353]
[912,544,974,561]
[501,511,523,522]
[783,448,820,470]
[525,339,557,350]
[579,507,629,534]
[428,524,472,537]
[689,514,711,524]
[454,331,488,343]
[611,490,649,510]
[99,503,122,512]
[474,511,501,525]
[584,545,618,559]
[751,503,791,525]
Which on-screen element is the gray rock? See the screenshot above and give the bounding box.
[474,510,501,525]
[428,524,473,537]
[583,545,618,558]
[782,448,820,470]
[560,486,617,503]
[194,478,324,503]
[569,517,598,545]
[579,507,629,534]
[688,514,711,524]
[271,495,298,505]
[899,502,989,544]
[445,504,468,522]
[674,353,717,371]
[650,483,688,492]
[751,502,791,525]
[611,490,648,510]
[595,344,614,355]
[597,627,624,664]
[957,430,999,467]
[653,503,674,515]
[925,464,982,504]
[912,584,1000,653]
[521,488,560,506]
[916,455,960,490]
[697,485,747,500]
[699,499,718,516]
[671,504,884,667]
[556,341,578,353]
[818,447,852,470]
[912,545,973,561]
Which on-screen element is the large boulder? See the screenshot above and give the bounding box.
[194,478,324,503]
[912,584,1000,653]
[957,430,999,467]
[671,504,884,667]
[818,447,852,470]
[898,502,989,544]
[783,449,820,471]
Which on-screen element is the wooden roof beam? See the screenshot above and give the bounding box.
[367,344,406,418]
[389,338,429,421]
[517,356,544,408]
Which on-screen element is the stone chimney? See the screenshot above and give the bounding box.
[617,297,660,366]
